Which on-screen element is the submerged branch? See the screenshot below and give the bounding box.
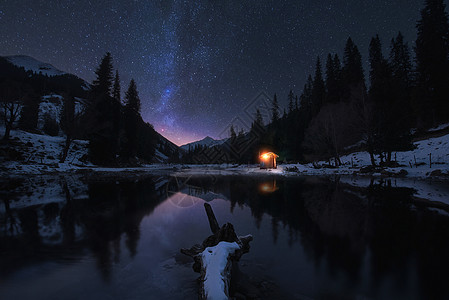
[181,203,253,300]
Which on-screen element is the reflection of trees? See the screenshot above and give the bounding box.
[190,176,449,299]
[2,174,449,298]
[0,175,165,282]
[73,178,161,280]
[362,181,449,299]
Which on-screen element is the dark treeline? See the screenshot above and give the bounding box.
[187,0,449,166]
[83,52,157,165]
[0,52,158,166]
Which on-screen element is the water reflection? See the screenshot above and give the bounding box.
[180,175,449,298]
[0,175,166,282]
[0,174,448,299]
[258,179,279,194]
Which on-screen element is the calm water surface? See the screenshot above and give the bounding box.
[1,174,449,299]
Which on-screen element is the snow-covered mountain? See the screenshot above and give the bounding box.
[180,136,227,151]
[4,55,66,76]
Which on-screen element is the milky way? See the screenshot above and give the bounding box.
[0,0,432,145]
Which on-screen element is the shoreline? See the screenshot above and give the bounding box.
[3,162,449,181]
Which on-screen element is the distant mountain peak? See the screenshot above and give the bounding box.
[180,136,227,151]
[4,55,66,77]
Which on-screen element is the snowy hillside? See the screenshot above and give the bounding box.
[0,127,91,175]
[180,136,226,151]
[4,55,66,76]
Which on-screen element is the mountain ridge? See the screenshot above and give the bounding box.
[4,55,67,77]
[180,136,227,151]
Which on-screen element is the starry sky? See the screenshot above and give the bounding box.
[0,0,438,145]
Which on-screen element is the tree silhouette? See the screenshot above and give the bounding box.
[415,0,449,125]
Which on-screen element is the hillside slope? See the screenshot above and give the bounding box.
[5,55,66,77]
[1,55,180,163]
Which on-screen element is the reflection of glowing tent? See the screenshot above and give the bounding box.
[259,152,278,169]
[259,180,279,193]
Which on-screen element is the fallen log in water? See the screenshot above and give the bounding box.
[181,203,253,300]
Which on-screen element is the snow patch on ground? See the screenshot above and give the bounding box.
[428,122,449,132]
[1,127,91,175]
[201,241,240,300]
[338,132,449,177]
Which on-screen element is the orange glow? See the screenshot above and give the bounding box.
[259,180,278,193]
[259,151,279,169]
[260,152,279,159]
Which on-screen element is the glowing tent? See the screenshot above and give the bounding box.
[259,152,278,169]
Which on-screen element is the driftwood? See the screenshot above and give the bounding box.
[181,203,253,300]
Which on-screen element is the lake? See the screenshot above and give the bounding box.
[1,173,449,299]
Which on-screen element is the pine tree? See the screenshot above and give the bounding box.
[390,32,414,115]
[368,35,385,87]
[91,52,114,97]
[113,70,121,103]
[368,34,413,164]
[415,0,449,124]
[388,32,414,154]
[312,56,325,116]
[299,75,314,120]
[253,109,264,130]
[368,35,391,161]
[389,32,413,89]
[250,108,265,148]
[288,90,294,113]
[325,53,340,103]
[111,70,122,152]
[230,125,237,141]
[333,54,342,77]
[295,95,299,110]
[88,52,119,165]
[271,93,280,123]
[122,79,142,159]
[342,37,366,102]
[124,79,141,114]
[332,54,343,102]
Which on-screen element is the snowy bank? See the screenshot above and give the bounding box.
[175,132,449,179]
[1,126,448,182]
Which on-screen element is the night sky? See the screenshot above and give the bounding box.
[0,1,435,145]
